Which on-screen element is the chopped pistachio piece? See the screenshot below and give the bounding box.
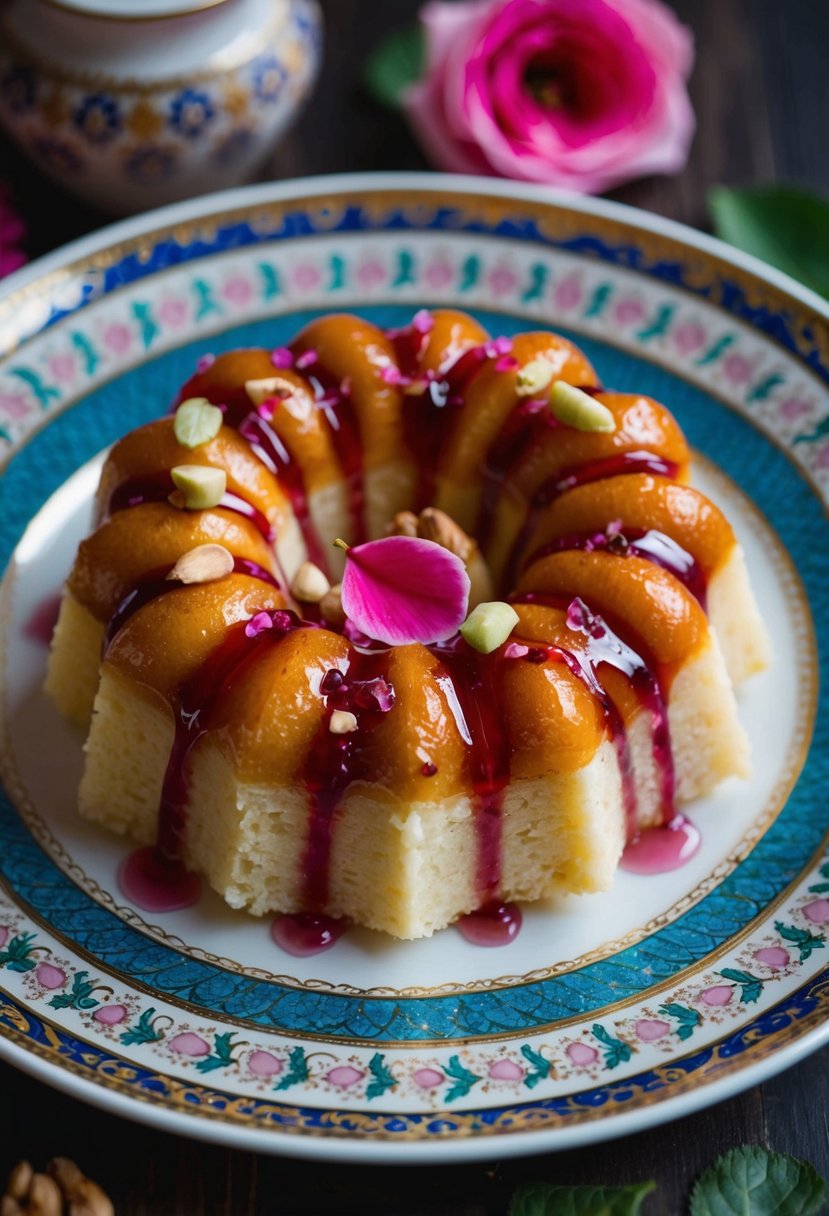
[169,464,227,510]
[329,709,358,734]
[166,543,234,585]
[515,357,554,398]
[173,397,223,449]
[460,601,520,654]
[291,560,331,603]
[550,381,616,432]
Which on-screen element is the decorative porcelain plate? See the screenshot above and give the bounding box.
[0,174,827,1163]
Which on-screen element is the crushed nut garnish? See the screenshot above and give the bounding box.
[244,376,294,406]
[515,357,554,398]
[329,709,358,734]
[290,561,331,603]
[166,543,234,585]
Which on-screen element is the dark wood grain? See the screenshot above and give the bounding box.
[2,1,829,1212]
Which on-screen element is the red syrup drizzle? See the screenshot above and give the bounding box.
[473,383,607,554]
[529,528,707,609]
[500,452,680,592]
[456,901,523,947]
[118,845,202,912]
[511,595,676,835]
[24,593,63,644]
[157,610,306,860]
[107,473,274,544]
[394,331,489,512]
[298,656,394,908]
[430,638,511,900]
[270,912,347,957]
[237,411,328,573]
[103,557,280,652]
[620,814,701,874]
[304,367,367,546]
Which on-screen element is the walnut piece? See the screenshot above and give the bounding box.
[386,510,419,538]
[386,507,476,564]
[415,507,474,563]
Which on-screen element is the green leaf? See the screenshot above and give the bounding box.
[591,1024,633,1069]
[365,1052,396,1100]
[659,1002,702,1042]
[363,25,424,111]
[194,1031,239,1074]
[443,1055,480,1103]
[690,1146,826,1216]
[520,1043,552,1089]
[509,1180,656,1215]
[710,185,829,299]
[0,932,37,971]
[48,970,99,1011]
[718,968,764,1005]
[775,921,825,963]
[120,1007,165,1047]
[274,1045,309,1092]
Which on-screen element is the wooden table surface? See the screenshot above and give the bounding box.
[2,1,828,1212]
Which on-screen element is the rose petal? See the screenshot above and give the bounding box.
[340,536,470,646]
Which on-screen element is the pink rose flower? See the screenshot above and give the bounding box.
[404,0,694,194]
[0,184,26,278]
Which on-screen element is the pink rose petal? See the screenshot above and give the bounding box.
[340,536,470,646]
[412,309,435,334]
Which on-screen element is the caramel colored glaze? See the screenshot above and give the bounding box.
[433,332,599,534]
[68,503,279,622]
[244,369,349,495]
[524,474,737,576]
[207,627,352,786]
[512,602,648,733]
[177,349,277,427]
[501,619,608,779]
[348,644,471,802]
[104,575,284,700]
[95,419,290,529]
[412,309,489,375]
[181,356,347,495]
[515,550,708,687]
[291,314,407,470]
[485,391,692,585]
